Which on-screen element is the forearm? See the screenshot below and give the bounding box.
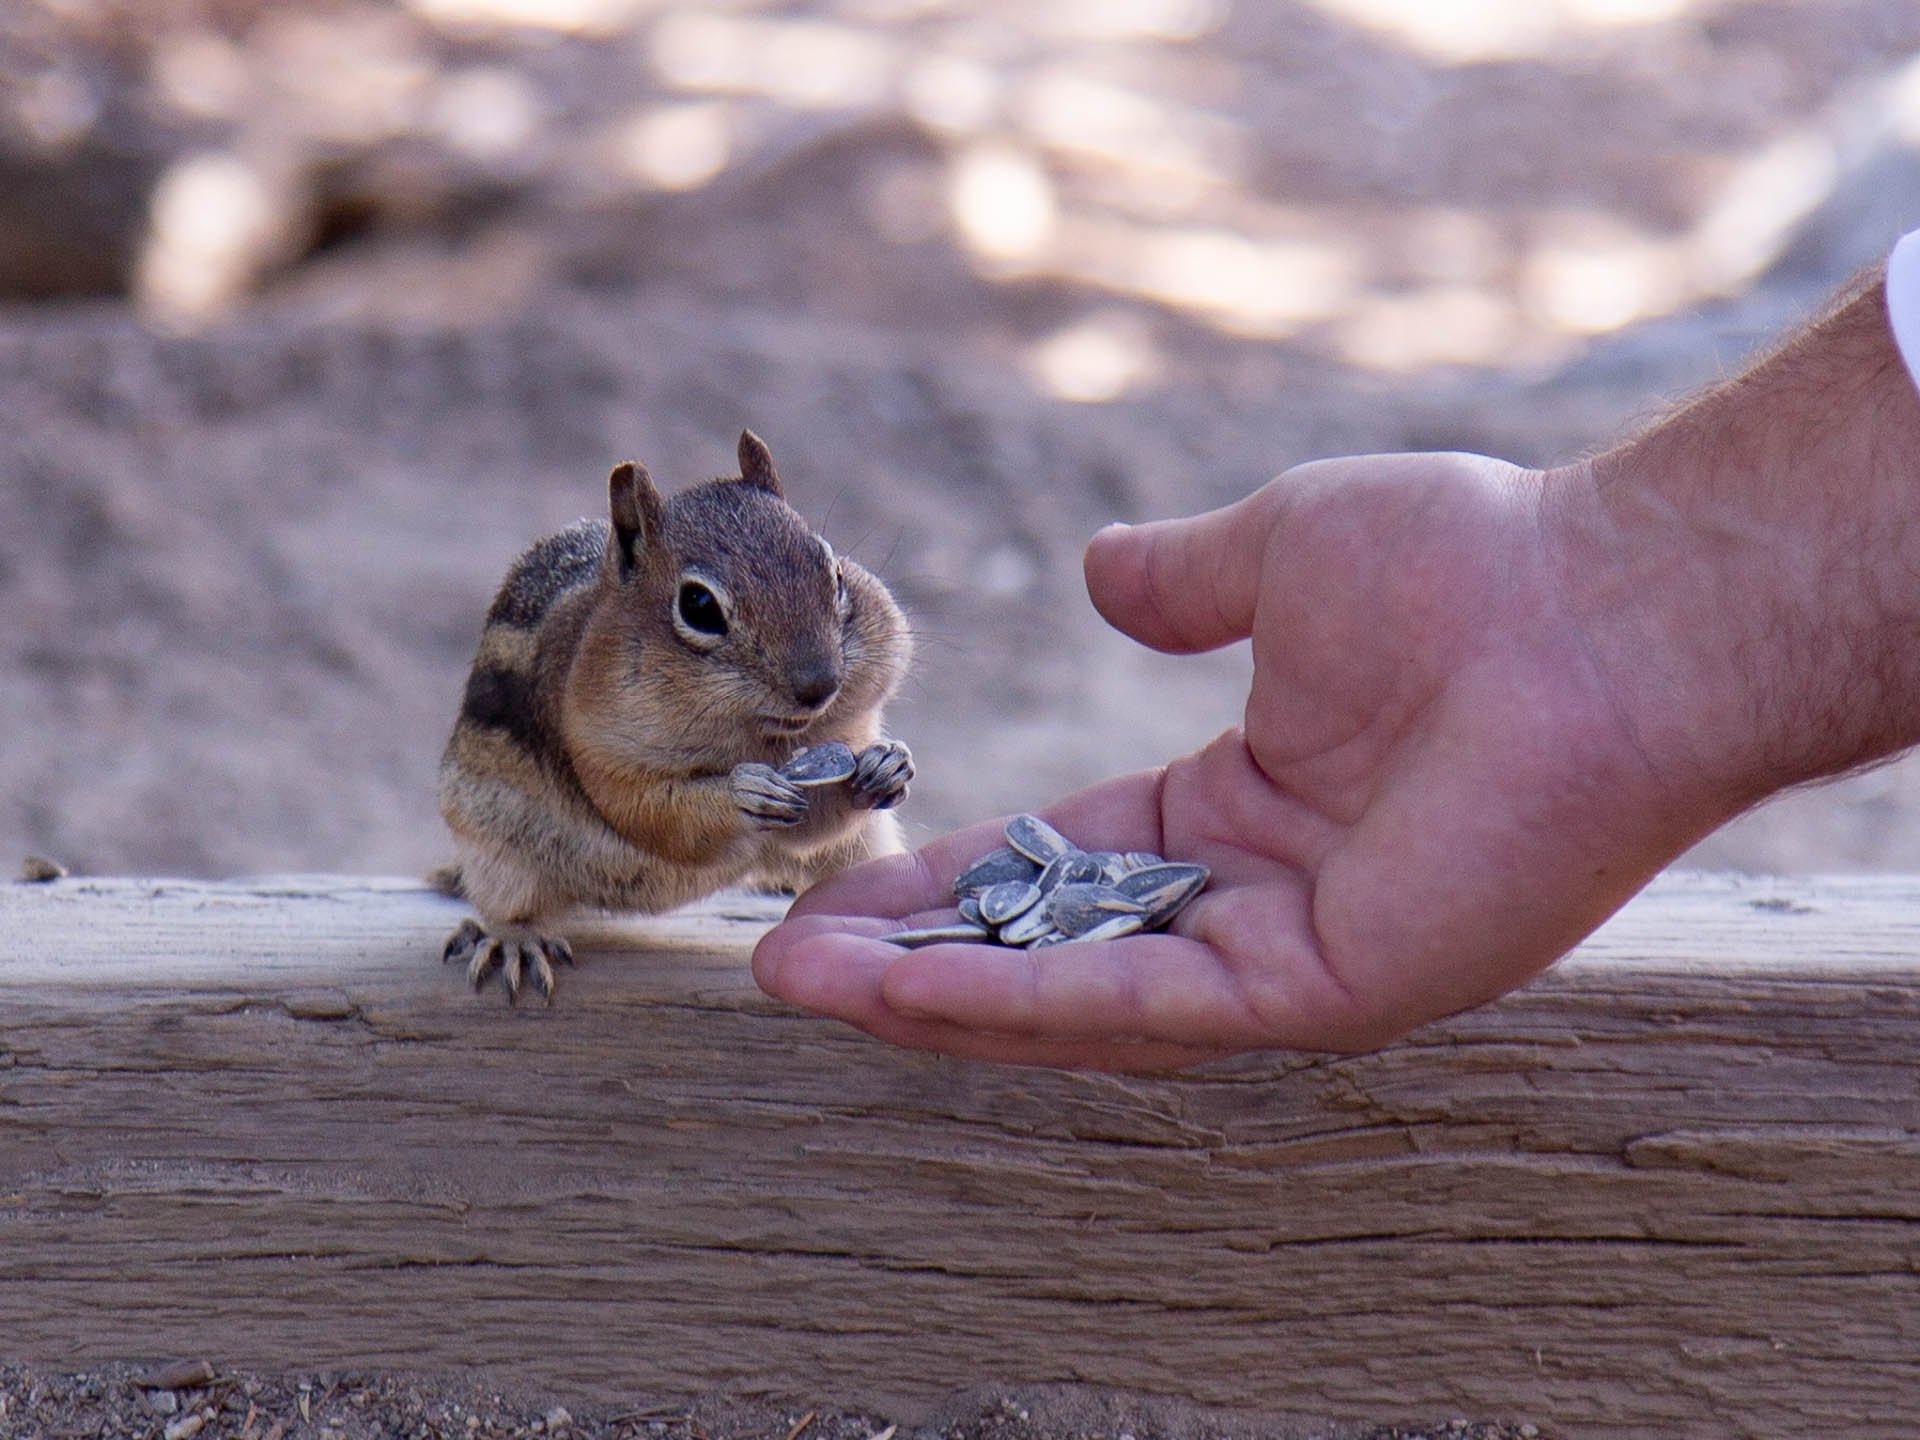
[1549,266,1920,817]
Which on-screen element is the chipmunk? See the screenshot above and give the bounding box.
[436,430,913,1001]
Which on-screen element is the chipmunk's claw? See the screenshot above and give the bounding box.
[441,921,573,1004]
[473,936,507,994]
[443,917,486,966]
[851,740,913,810]
[730,761,809,827]
[515,933,574,1002]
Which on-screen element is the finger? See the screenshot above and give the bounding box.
[754,905,977,966]
[1083,480,1289,654]
[754,923,1228,1073]
[832,1004,1231,1075]
[761,859,1382,1061]
[878,929,1281,1049]
[752,912,913,1005]
[876,872,1381,1052]
[782,817,1006,921]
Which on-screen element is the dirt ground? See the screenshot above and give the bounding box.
[8,0,1920,1434]
[0,1365,1547,1440]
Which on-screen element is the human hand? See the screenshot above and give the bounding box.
[753,451,1748,1070]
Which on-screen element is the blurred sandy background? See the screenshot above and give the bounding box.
[6,0,1920,881]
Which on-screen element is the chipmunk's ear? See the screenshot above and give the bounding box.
[737,430,783,498]
[608,460,664,577]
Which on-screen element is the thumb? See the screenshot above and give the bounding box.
[1083,481,1286,654]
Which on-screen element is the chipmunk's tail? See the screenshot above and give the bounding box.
[423,863,466,899]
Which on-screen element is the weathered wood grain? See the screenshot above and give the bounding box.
[3,872,1919,1438]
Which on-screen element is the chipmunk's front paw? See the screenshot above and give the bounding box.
[850,739,913,809]
[442,918,574,1004]
[730,762,809,828]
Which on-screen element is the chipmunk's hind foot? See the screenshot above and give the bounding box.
[442,919,574,1004]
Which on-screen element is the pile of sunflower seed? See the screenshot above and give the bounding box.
[888,813,1210,950]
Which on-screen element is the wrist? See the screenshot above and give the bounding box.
[1547,268,1920,821]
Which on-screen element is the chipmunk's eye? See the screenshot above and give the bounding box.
[818,535,851,617]
[677,580,728,637]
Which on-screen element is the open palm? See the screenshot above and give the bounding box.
[754,452,1722,1070]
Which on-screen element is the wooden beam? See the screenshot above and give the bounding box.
[4,872,1919,1435]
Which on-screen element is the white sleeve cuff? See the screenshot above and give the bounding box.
[1886,229,1920,392]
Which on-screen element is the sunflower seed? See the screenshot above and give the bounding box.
[1114,862,1211,927]
[997,899,1059,946]
[1054,913,1145,944]
[953,845,1043,899]
[1004,813,1077,865]
[780,741,858,787]
[889,920,995,948]
[1047,883,1147,936]
[979,880,1042,926]
[1037,850,1107,895]
[943,819,1212,946]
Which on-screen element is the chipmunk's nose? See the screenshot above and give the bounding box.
[789,658,842,712]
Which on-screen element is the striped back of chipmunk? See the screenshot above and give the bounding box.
[451,518,609,774]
